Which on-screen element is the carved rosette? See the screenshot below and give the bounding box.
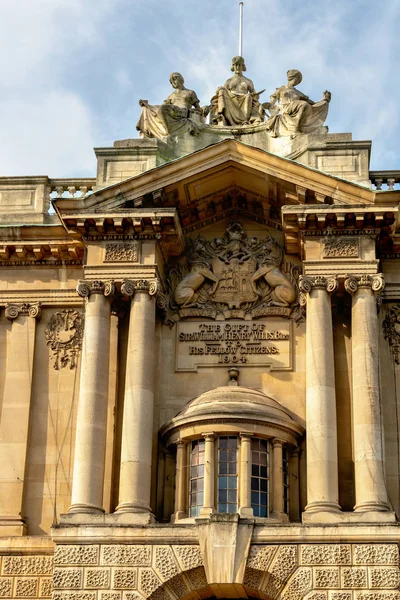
[5,302,41,321]
[298,275,338,307]
[76,280,115,298]
[45,309,84,370]
[344,274,385,295]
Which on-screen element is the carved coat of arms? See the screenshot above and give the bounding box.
[166,222,301,323]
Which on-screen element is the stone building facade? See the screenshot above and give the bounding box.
[0,109,400,600]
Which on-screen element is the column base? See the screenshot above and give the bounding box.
[199,506,216,517]
[354,501,392,512]
[68,503,105,515]
[305,501,341,513]
[238,507,254,517]
[0,515,27,536]
[171,511,188,523]
[269,511,289,522]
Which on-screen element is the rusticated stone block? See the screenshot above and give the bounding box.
[172,546,202,571]
[124,593,145,600]
[2,556,53,576]
[355,594,400,600]
[112,568,138,590]
[167,574,190,598]
[101,546,151,567]
[14,578,38,597]
[39,578,53,598]
[98,594,121,600]
[330,593,352,600]
[305,593,327,600]
[263,546,298,598]
[54,546,99,566]
[301,546,351,566]
[85,568,110,589]
[342,568,368,588]
[281,567,312,600]
[153,547,179,581]
[247,546,278,571]
[53,568,83,589]
[244,567,264,590]
[138,569,162,596]
[370,568,400,589]
[0,579,12,597]
[314,568,340,589]
[185,567,208,591]
[149,588,173,600]
[354,546,399,566]
[52,593,96,600]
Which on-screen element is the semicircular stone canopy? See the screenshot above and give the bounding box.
[161,385,304,445]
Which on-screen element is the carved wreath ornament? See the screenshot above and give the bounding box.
[45,309,84,370]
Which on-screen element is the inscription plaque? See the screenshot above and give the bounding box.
[175,318,292,372]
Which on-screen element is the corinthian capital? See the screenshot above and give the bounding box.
[344,274,384,295]
[76,280,115,298]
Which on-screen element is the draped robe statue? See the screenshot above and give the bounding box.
[136,72,202,139]
[264,69,331,138]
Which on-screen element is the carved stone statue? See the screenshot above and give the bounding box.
[136,72,203,139]
[210,56,265,127]
[264,69,331,138]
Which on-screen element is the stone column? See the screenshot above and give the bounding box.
[345,274,391,513]
[239,433,253,517]
[0,303,40,535]
[173,440,187,521]
[200,433,216,516]
[116,279,158,519]
[300,275,341,515]
[69,280,114,514]
[271,439,287,520]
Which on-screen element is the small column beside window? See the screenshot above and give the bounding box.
[271,439,288,520]
[200,433,216,516]
[173,440,187,521]
[239,433,253,517]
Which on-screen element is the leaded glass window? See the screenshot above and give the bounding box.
[251,438,269,517]
[217,436,238,513]
[189,439,205,517]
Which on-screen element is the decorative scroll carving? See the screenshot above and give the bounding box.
[104,242,139,263]
[323,237,359,258]
[383,305,400,364]
[45,310,84,370]
[76,280,115,298]
[344,274,385,295]
[5,302,41,321]
[121,279,160,297]
[165,222,301,324]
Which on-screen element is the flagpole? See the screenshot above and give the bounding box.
[239,2,244,57]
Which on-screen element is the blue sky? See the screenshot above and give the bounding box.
[0,0,399,177]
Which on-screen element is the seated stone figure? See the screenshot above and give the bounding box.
[136,72,203,139]
[264,69,331,138]
[210,56,264,127]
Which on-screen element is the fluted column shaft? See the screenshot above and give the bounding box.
[300,276,340,513]
[70,280,114,514]
[116,280,157,515]
[200,433,216,516]
[239,433,253,516]
[345,274,390,511]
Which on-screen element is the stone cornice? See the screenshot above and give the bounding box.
[282,204,398,256]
